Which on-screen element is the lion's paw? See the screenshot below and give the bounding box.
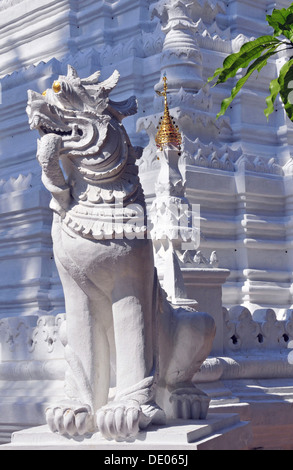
[96,401,141,441]
[46,403,94,436]
[169,386,210,420]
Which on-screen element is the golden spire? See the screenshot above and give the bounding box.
[155,76,182,151]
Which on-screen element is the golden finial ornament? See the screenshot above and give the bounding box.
[155,76,182,151]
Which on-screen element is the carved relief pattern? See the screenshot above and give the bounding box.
[223,306,293,353]
[1,306,293,362]
[0,174,33,194]
[100,23,164,66]
[0,314,65,361]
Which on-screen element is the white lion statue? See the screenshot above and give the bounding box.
[26,66,215,441]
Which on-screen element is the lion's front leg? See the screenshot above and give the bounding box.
[48,237,112,436]
[95,294,155,441]
[96,262,165,441]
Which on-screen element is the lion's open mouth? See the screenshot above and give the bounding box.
[40,124,83,138]
[40,125,73,137]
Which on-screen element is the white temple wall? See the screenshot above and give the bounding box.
[1,0,293,313]
[1,0,293,448]
[0,0,163,318]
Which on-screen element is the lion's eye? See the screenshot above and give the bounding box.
[52,80,61,93]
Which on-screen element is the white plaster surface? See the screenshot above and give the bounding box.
[1,0,293,450]
[0,0,293,317]
[1,413,252,450]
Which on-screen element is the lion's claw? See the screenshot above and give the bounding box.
[46,403,94,436]
[96,401,141,441]
[170,386,210,420]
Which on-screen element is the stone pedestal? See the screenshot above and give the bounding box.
[1,413,252,451]
[182,268,230,355]
[203,378,293,450]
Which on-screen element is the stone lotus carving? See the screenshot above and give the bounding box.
[26,65,215,441]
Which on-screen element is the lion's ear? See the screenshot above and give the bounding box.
[97,70,120,93]
[80,70,101,86]
[66,65,79,80]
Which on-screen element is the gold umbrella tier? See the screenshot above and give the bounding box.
[155,76,182,151]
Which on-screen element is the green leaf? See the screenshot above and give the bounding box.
[264,77,281,120]
[216,45,280,118]
[278,58,293,122]
[208,4,293,121]
[207,35,281,86]
[266,6,293,40]
[282,14,293,42]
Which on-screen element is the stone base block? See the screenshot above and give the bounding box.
[0,413,252,451]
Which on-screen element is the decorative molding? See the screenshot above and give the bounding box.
[0,173,33,195]
[0,358,66,381]
[283,157,293,176]
[99,23,164,66]
[183,137,242,172]
[0,313,65,362]
[29,314,65,354]
[236,155,284,175]
[177,249,219,268]
[223,306,292,352]
[193,304,293,382]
